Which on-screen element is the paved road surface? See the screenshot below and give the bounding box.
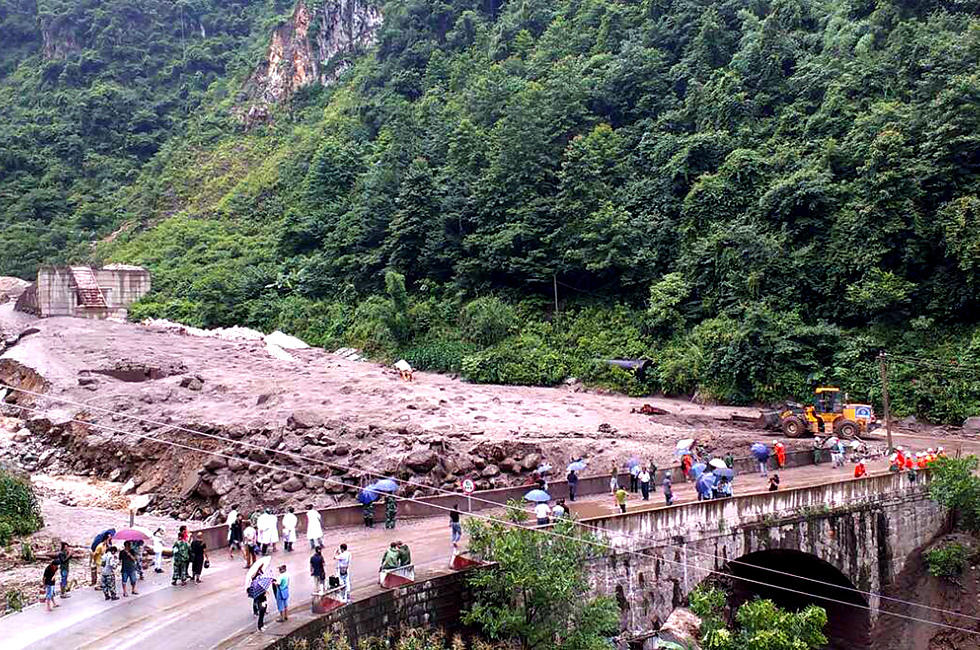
[5,449,963,650]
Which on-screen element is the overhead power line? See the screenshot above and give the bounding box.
[4,385,980,630]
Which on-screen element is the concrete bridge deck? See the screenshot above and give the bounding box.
[4,459,940,649]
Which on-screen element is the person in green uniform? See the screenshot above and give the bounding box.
[396,541,412,567]
[384,495,397,529]
[171,537,190,586]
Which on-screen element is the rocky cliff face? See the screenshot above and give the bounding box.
[245,0,381,112]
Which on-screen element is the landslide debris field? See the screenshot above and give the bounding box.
[0,305,894,517]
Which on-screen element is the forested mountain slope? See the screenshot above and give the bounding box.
[2,0,979,422]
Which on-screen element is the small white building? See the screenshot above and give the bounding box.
[15,264,151,319]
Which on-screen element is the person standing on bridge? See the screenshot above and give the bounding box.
[854,459,867,479]
[334,543,352,602]
[310,546,326,594]
[648,460,658,492]
[449,504,462,546]
[723,452,734,469]
[774,441,786,469]
[282,507,298,552]
[662,476,673,506]
[385,495,397,529]
[566,469,579,501]
[639,467,651,500]
[306,505,324,549]
[274,564,290,622]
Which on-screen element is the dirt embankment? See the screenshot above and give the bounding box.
[871,532,980,648]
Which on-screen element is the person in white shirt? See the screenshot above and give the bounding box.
[334,543,352,602]
[550,501,565,519]
[152,528,165,573]
[534,502,551,526]
[638,469,651,501]
[306,505,323,549]
[243,521,257,568]
[281,507,298,553]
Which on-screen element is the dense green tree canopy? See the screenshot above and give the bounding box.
[2,0,979,421]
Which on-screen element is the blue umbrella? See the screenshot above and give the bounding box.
[696,472,718,497]
[751,443,770,461]
[714,468,735,480]
[567,460,587,472]
[91,528,116,551]
[370,479,399,493]
[523,489,552,503]
[690,462,707,480]
[357,488,380,505]
[625,457,642,469]
[537,463,553,475]
[247,575,274,599]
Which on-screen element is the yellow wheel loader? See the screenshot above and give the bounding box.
[765,387,878,438]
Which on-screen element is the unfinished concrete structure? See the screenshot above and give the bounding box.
[15,264,150,319]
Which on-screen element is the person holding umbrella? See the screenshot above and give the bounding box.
[120,541,140,596]
[358,488,378,528]
[751,443,770,477]
[566,460,586,501]
[246,557,273,631]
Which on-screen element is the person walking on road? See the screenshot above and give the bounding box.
[120,541,139,596]
[310,546,326,594]
[639,468,651,501]
[56,542,72,598]
[384,495,397,529]
[566,469,579,501]
[615,485,628,513]
[101,547,119,600]
[253,586,268,631]
[306,505,323,549]
[171,536,190,586]
[334,543,352,602]
[152,528,165,573]
[274,564,290,622]
[774,441,786,468]
[190,531,208,583]
[42,561,60,611]
[281,507,298,552]
[662,476,674,506]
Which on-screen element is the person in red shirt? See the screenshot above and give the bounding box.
[853,460,867,478]
[774,441,786,469]
[681,454,693,482]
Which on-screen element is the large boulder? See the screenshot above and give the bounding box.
[403,448,440,473]
[287,410,326,430]
[658,607,702,648]
[964,417,980,433]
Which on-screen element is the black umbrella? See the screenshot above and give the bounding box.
[91,528,116,551]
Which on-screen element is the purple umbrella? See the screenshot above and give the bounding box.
[113,528,151,543]
[248,575,273,599]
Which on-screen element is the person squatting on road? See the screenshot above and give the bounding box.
[615,486,628,513]
[380,542,401,570]
[101,546,119,600]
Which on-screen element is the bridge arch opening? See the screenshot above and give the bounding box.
[727,549,870,649]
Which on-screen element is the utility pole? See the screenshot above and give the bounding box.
[553,274,559,314]
[878,351,893,452]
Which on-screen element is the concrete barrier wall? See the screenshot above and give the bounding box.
[192,448,824,552]
[266,568,478,650]
[581,470,931,547]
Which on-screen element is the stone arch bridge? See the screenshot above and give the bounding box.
[584,472,947,648]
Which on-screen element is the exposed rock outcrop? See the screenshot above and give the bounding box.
[242,0,382,118]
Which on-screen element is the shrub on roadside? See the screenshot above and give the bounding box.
[925,543,969,578]
[0,469,43,545]
[459,297,517,346]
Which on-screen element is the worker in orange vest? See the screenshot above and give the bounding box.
[853,459,867,478]
[916,453,928,470]
[774,441,786,469]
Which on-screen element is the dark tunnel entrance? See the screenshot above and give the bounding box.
[728,550,871,649]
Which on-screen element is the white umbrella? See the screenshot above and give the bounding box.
[676,438,695,450]
[709,458,727,470]
[244,556,271,586]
